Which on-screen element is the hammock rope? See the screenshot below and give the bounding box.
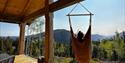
[67,2,93,63]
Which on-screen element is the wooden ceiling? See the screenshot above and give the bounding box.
[0,0,84,24]
[0,0,45,24]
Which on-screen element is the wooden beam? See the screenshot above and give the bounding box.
[24,0,84,23]
[1,0,9,14]
[45,13,54,63]
[49,0,83,12]
[44,0,54,63]
[0,13,23,24]
[0,19,20,24]
[19,0,31,16]
[18,22,26,54]
[0,0,27,24]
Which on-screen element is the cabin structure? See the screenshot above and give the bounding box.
[0,0,84,63]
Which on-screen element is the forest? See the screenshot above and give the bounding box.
[0,31,125,63]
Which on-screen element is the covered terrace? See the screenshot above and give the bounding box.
[0,0,84,63]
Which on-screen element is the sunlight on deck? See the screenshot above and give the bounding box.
[14,55,37,63]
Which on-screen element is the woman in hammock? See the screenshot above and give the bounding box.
[69,20,92,63]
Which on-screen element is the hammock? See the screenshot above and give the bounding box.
[67,2,93,63]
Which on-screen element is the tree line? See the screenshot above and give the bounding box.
[0,37,18,55]
[92,32,125,61]
[0,31,125,61]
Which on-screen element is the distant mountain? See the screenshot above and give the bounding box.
[91,31,125,41]
[1,29,124,43]
[91,34,106,41]
[54,29,110,42]
[54,29,70,43]
[53,29,110,42]
[53,29,108,42]
[0,36,18,41]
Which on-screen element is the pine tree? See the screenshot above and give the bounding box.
[112,50,118,61]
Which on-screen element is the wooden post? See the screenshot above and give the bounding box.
[18,22,26,54]
[44,0,54,63]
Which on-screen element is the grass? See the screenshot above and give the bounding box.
[54,56,72,63]
[54,56,100,63]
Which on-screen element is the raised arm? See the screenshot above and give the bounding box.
[68,16,74,37]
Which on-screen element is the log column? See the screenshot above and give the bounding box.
[44,0,54,63]
[18,22,26,54]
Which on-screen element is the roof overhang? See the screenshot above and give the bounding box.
[0,0,84,24]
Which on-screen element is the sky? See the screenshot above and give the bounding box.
[0,0,125,36]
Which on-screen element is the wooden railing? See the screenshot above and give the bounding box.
[0,55,15,63]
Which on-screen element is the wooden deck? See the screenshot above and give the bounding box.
[14,55,37,63]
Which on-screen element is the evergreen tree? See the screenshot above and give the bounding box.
[103,49,107,60]
[92,45,98,58]
[112,50,118,61]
